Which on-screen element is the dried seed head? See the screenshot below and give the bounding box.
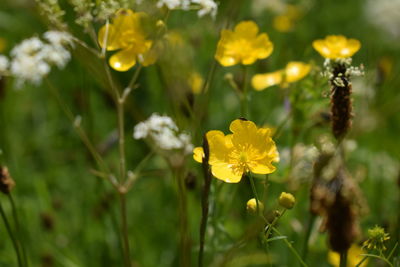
[0,166,15,194]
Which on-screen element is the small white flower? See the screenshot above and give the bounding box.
[44,31,73,47]
[0,55,9,73]
[191,0,218,17]
[133,113,193,154]
[40,44,71,69]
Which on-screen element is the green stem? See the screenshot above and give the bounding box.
[118,192,131,267]
[248,174,260,215]
[355,255,368,267]
[301,214,316,261]
[339,250,348,267]
[198,136,212,267]
[0,201,23,267]
[8,194,28,267]
[240,66,249,118]
[175,167,190,267]
[360,253,393,267]
[272,227,308,267]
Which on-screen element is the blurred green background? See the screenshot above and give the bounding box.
[0,0,399,266]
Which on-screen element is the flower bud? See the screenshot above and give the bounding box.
[278,192,295,209]
[246,198,264,214]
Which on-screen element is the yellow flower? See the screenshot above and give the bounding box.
[98,9,157,71]
[189,71,204,94]
[193,119,279,183]
[273,5,301,33]
[285,62,311,83]
[0,38,6,53]
[312,35,361,59]
[328,244,367,267]
[251,61,310,91]
[215,21,274,67]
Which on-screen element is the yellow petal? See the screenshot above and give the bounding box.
[234,21,259,39]
[328,244,367,267]
[285,61,311,83]
[248,160,276,174]
[251,70,283,91]
[193,147,204,163]
[313,35,361,59]
[215,30,239,67]
[252,33,274,59]
[211,163,243,183]
[138,40,157,66]
[109,47,137,71]
[98,24,123,51]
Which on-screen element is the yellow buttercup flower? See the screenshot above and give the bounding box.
[284,62,311,83]
[251,61,310,91]
[312,35,361,59]
[189,71,204,94]
[193,119,279,183]
[328,244,367,267]
[98,9,157,71]
[215,21,274,67]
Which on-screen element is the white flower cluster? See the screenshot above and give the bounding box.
[321,58,364,81]
[0,31,73,86]
[133,113,194,154]
[157,0,218,17]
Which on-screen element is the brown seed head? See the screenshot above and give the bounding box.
[0,166,15,194]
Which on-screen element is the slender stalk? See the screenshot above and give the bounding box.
[198,136,212,267]
[175,167,190,267]
[240,66,249,118]
[355,255,368,267]
[339,250,348,267]
[248,174,260,215]
[103,64,134,267]
[118,192,131,267]
[8,194,28,267]
[45,80,114,186]
[301,214,316,261]
[0,202,23,267]
[272,227,308,267]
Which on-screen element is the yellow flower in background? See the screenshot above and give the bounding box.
[189,71,204,94]
[215,21,274,67]
[328,244,367,267]
[273,5,302,33]
[193,119,279,183]
[312,35,361,59]
[285,61,311,83]
[0,38,6,53]
[98,9,157,71]
[252,70,283,91]
[251,61,310,91]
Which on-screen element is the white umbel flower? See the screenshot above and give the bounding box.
[156,0,217,17]
[8,31,73,86]
[0,55,9,73]
[133,113,193,154]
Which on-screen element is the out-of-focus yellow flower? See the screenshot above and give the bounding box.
[0,38,6,53]
[193,119,279,183]
[193,147,205,162]
[312,35,361,59]
[285,62,311,83]
[189,71,204,94]
[273,5,302,32]
[328,244,367,267]
[215,21,274,67]
[98,9,157,71]
[251,61,310,91]
[252,70,283,91]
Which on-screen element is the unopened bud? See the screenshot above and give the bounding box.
[278,192,296,209]
[246,198,264,214]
